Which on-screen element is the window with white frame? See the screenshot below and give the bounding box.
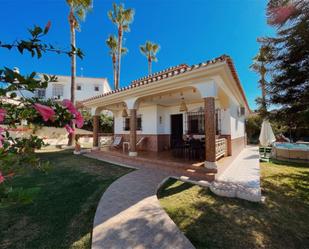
[94,85,100,91]
[52,84,64,98]
[77,84,82,91]
[36,89,46,99]
[184,108,222,135]
[123,115,142,131]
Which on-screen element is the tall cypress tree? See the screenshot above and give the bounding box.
[261,0,309,129]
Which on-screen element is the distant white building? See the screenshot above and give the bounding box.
[13,75,111,102]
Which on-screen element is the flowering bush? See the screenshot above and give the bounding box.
[0,23,84,201]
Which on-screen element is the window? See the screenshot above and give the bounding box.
[52,84,64,98]
[36,89,46,99]
[184,109,221,135]
[123,115,142,131]
[185,110,204,135]
[77,84,82,91]
[94,85,100,91]
[124,117,130,131]
[215,109,221,135]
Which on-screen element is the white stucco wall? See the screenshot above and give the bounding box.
[229,99,245,139]
[12,75,111,102]
[221,108,231,135]
[114,105,158,134]
[114,100,245,139]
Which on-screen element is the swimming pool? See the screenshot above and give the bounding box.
[274,142,309,150]
[272,143,309,162]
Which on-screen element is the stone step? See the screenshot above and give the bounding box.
[90,150,215,182]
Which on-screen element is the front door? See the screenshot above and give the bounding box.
[170,114,183,148]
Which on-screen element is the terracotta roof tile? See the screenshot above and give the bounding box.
[82,55,250,110]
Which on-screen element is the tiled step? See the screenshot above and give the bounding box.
[90,150,216,182]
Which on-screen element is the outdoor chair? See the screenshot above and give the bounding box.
[122,137,147,152]
[111,136,123,149]
[136,136,146,148]
[189,139,203,160]
[259,147,272,162]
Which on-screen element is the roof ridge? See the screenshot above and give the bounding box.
[82,55,240,105]
[130,63,189,85]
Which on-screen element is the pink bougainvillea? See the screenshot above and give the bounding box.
[0,127,4,148]
[62,99,78,115]
[0,171,4,184]
[33,103,55,122]
[62,99,84,129]
[65,124,75,134]
[269,5,296,25]
[74,112,84,129]
[0,109,6,123]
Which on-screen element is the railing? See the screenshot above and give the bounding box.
[216,138,227,160]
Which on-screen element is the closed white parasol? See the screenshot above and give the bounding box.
[259,120,276,146]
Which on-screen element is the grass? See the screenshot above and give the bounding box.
[0,150,132,249]
[158,160,309,249]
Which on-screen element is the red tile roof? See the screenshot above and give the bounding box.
[82,55,250,110]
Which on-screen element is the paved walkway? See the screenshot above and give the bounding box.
[210,146,261,202]
[89,165,195,249]
[87,146,261,249]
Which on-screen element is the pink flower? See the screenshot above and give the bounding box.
[74,112,84,128]
[34,103,55,122]
[269,5,296,25]
[0,127,4,148]
[0,109,6,123]
[65,124,75,134]
[0,134,4,148]
[44,20,51,34]
[0,171,4,184]
[62,99,78,115]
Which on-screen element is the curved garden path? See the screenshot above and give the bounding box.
[90,167,195,249]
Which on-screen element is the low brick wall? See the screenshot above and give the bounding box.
[114,134,171,152]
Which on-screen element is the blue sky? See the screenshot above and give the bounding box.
[0,0,274,109]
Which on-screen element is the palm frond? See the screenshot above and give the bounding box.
[106,35,118,51]
[121,47,128,55]
[151,55,158,62]
[108,3,134,32]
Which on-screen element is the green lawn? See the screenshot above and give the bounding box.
[158,161,309,249]
[0,150,132,249]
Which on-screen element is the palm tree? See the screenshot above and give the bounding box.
[66,0,92,146]
[106,35,128,89]
[140,41,160,75]
[66,0,92,104]
[250,45,272,117]
[108,3,134,89]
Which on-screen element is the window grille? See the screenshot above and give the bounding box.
[123,115,142,131]
[215,109,222,135]
[184,110,205,135]
[184,108,222,135]
[52,84,64,98]
[36,89,46,99]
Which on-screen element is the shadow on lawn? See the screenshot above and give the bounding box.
[177,170,309,249]
[0,150,132,249]
[158,178,193,198]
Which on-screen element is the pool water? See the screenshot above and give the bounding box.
[274,142,309,151]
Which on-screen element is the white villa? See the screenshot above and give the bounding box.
[14,75,111,102]
[83,55,250,169]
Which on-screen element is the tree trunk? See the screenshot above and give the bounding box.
[116,27,123,89]
[112,53,117,89]
[148,57,152,75]
[68,8,76,146]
